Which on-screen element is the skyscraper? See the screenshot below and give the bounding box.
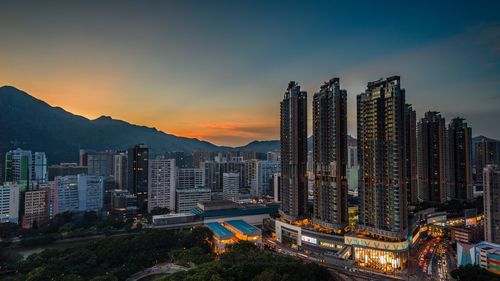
[447,117,473,201]
[127,144,149,210]
[312,78,348,231]
[483,165,500,244]
[148,157,176,213]
[357,76,408,236]
[417,111,447,203]
[280,81,308,221]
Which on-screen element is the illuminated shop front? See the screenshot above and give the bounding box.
[345,235,409,272]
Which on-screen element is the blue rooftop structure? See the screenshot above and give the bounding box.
[206,222,234,240]
[224,219,260,236]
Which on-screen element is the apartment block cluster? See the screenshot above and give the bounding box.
[0,148,104,228]
[0,144,284,229]
[272,76,500,274]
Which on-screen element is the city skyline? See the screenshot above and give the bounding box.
[1,1,499,146]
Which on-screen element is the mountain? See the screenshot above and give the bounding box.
[0,86,222,164]
[235,140,279,153]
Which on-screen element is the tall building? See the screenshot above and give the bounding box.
[405,105,417,205]
[114,153,128,190]
[448,117,473,201]
[77,175,104,212]
[416,111,447,203]
[484,165,500,244]
[177,168,205,189]
[357,76,408,236]
[255,161,280,198]
[312,78,348,230]
[474,136,500,187]
[148,157,176,213]
[127,144,149,210]
[223,172,240,202]
[352,76,409,272]
[279,81,308,221]
[0,183,20,224]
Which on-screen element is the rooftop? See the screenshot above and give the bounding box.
[224,219,260,236]
[206,222,234,240]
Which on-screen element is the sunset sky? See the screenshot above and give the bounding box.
[1,0,499,146]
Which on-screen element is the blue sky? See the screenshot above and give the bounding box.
[0,0,499,145]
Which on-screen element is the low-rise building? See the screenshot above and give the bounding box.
[175,188,211,213]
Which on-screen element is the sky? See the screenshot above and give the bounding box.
[0,0,499,146]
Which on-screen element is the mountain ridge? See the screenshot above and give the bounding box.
[0,86,277,164]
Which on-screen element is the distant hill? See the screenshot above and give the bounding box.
[0,86,222,164]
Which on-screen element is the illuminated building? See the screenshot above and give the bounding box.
[447,117,473,200]
[206,222,237,254]
[128,144,149,211]
[484,165,500,244]
[345,234,408,272]
[312,78,348,231]
[417,111,447,203]
[280,81,308,221]
[355,76,409,272]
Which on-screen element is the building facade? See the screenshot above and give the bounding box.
[223,172,240,202]
[280,81,308,221]
[77,175,104,212]
[484,165,500,244]
[114,152,128,190]
[177,168,205,190]
[417,111,447,203]
[312,78,348,231]
[0,183,20,223]
[22,185,51,229]
[128,144,149,210]
[355,76,410,272]
[447,117,473,201]
[175,188,211,213]
[148,157,176,213]
[357,76,409,236]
